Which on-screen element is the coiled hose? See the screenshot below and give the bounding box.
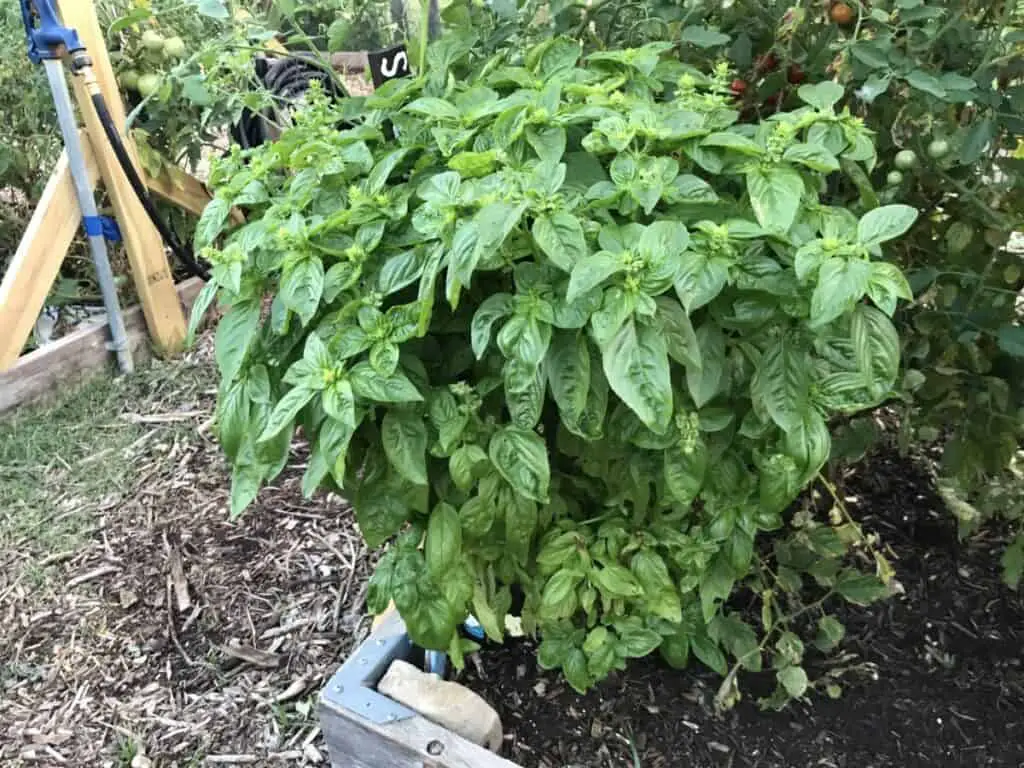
[95,54,345,280]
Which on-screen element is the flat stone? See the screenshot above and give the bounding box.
[378,659,503,752]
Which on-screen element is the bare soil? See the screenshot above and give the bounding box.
[459,449,1024,768]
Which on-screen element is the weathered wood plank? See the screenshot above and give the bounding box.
[0,278,204,414]
[320,703,522,768]
[0,139,99,370]
[330,51,369,72]
[320,607,522,768]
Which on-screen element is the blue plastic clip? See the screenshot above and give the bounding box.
[20,0,84,63]
[83,215,122,242]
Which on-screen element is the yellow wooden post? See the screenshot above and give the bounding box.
[0,140,99,369]
[58,0,187,355]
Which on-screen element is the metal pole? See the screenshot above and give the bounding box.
[42,58,134,374]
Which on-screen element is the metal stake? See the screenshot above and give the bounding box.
[41,57,133,374]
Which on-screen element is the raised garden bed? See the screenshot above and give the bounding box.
[321,447,1024,768]
[319,609,519,768]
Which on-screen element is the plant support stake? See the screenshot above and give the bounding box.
[22,0,132,373]
[42,58,134,374]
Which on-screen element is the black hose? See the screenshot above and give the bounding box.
[91,55,350,278]
[89,93,210,281]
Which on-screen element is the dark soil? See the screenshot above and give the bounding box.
[458,449,1024,768]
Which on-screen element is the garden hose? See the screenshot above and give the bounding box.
[232,53,347,149]
[71,54,210,281]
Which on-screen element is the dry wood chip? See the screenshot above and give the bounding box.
[167,547,191,612]
[274,677,309,703]
[65,565,119,589]
[218,644,281,669]
[204,755,259,764]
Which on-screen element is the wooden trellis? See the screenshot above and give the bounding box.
[0,0,220,398]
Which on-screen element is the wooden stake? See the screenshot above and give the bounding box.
[0,139,99,370]
[58,0,187,355]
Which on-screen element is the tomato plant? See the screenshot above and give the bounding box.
[0,1,59,262]
[197,34,916,704]
[100,0,281,175]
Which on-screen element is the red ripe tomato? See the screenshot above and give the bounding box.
[830,2,855,26]
[787,64,806,84]
[730,78,748,95]
[754,52,778,74]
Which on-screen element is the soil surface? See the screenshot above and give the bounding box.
[459,448,1024,768]
[0,340,374,767]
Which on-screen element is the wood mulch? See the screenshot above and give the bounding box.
[0,338,372,767]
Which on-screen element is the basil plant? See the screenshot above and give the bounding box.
[194,34,917,699]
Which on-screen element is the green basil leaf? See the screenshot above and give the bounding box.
[810,257,872,328]
[351,362,424,402]
[690,632,727,675]
[355,496,408,547]
[686,322,726,408]
[835,569,889,605]
[426,502,462,577]
[784,409,831,485]
[504,358,545,430]
[323,379,356,427]
[215,300,260,382]
[591,564,643,598]
[280,256,325,325]
[568,251,624,303]
[602,319,673,433]
[752,334,811,432]
[488,426,551,503]
[382,410,429,485]
[746,165,804,233]
[664,440,708,505]
[195,196,230,250]
[533,212,589,273]
[258,386,312,443]
[851,305,900,401]
[857,204,918,246]
[797,82,845,111]
[783,143,840,172]
[777,666,809,698]
[429,390,469,453]
[547,331,591,428]
[471,293,514,359]
[867,262,913,316]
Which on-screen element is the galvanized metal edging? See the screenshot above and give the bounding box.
[320,609,418,725]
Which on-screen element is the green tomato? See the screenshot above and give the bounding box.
[137,73,162,98]
[886,170,904,186]
[163,36,186,58]
[1004,264,1021,284]
[119,68,140,90]
[927,139,950,159]
[141,30,165,52]
[894,149,917,170]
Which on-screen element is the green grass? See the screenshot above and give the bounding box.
[0,359,209,578]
